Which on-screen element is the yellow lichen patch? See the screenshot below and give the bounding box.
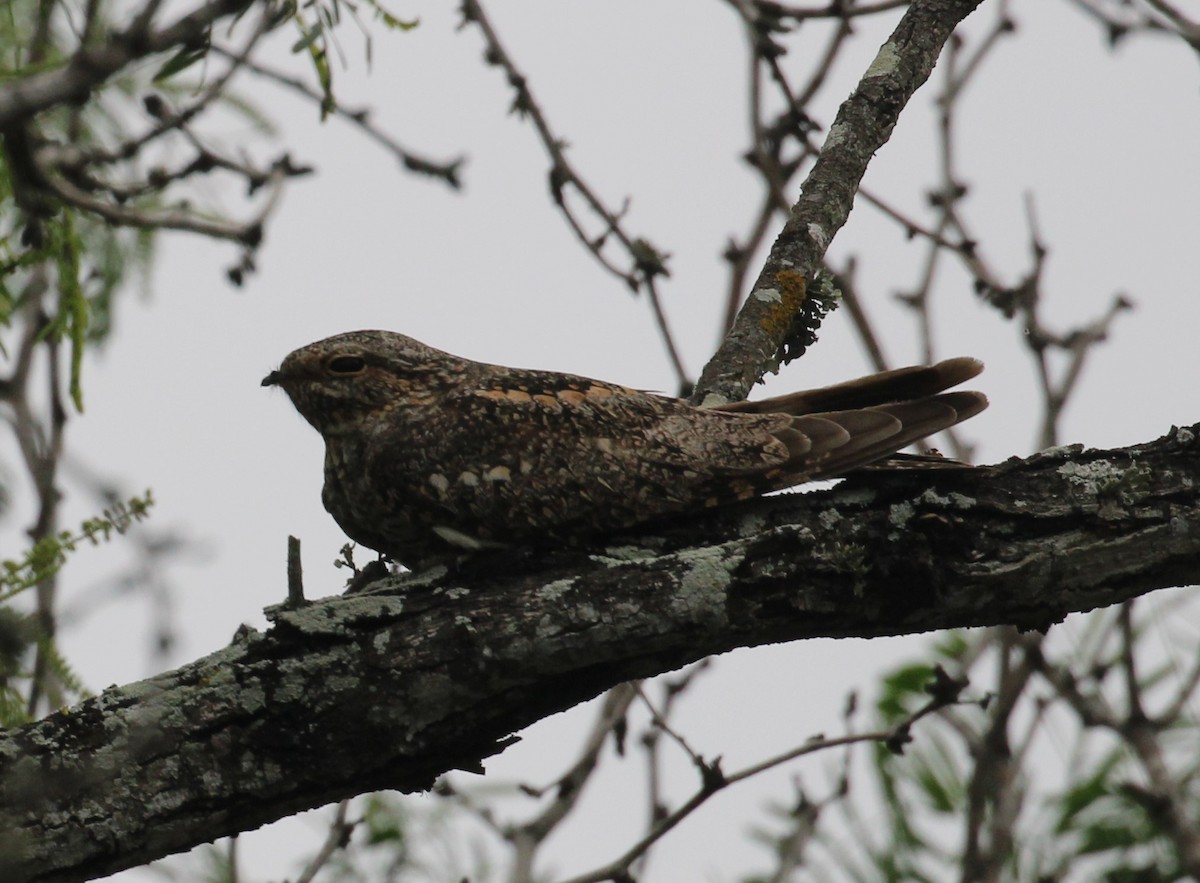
[762,269,808,336]
[484,465,512,482]
[775,268,807,306]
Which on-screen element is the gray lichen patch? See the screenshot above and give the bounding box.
[235,684,267,716]
[919,488,976,510]
[1058,458,1153,507]
[536,577,578,604]
[273,595,407,638]
[1057,459,1123,492]
[817,508,844,533]
[888,501,915,528]
[833,486,877,507]
[734,509,769,539]
[864,40,900,78]
[814,539,870,595]
[824,118,850,149]
[806,223,829,251]
[670,542,745,623]
[592,544,660,564]
[1037,444,1085,460]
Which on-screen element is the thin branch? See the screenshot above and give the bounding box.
[294,800,356,883]
[68,9,274,168]
[823,258,889,373]
[771,0,910,21]
[559,684,968,883]
[506,684,638,882]
[208,46,465,188]
[459,0,689,389]
[0,0,259,127]
[40,160,286,245]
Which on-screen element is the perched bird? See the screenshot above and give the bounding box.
[263,330,987,569]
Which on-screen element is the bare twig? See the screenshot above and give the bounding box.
[1030,628,1200,877]
[294,800,357,883]
[558,673,971,883]
[208,46,465,188]
[506,684,638,882]
[459,0,690,389]
[40,160,286,245]
[0,0,259,127]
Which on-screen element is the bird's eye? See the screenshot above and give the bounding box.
[327,355,367,375]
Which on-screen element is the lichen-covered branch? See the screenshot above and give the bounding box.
[692,0,986,406]
[2,423,1197,883]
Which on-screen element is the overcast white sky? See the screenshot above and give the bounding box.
[20,1,1200,880]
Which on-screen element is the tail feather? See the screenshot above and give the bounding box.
[719,357,984,416]
[798,391,985,480]
[758,390,987,490]
[772,410,900,463]
[692,359,987,506]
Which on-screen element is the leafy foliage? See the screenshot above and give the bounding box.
[0,493,154,726]
[761,613,1200,883]
[0,492,155,601]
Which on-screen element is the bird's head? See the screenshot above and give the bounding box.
[262,330,463,437]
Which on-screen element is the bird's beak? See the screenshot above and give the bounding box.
[261,370,282,387]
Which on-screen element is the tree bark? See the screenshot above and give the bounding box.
[2,424,1198,882]
[692,0,987,406]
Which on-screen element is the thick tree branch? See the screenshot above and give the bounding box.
[2,424,1198,882]
[692,0,986,405]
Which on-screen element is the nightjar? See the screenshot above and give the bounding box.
[263,330,987,569]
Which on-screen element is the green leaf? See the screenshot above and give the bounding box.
[364,0,419,31]
[1078,820,1142,855]
[933,630,970,662]
[290,19,326,53]
[153,41,211,83]
[1056,750,1123,832]
[876,663,936,722]
[48,211,88,411]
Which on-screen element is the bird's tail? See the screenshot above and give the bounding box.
[716,359,988,484]
[717,357,985,416]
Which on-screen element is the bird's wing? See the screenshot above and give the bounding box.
[448,361,984,517]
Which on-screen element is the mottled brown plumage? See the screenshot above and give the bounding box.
[263,330,987,569]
